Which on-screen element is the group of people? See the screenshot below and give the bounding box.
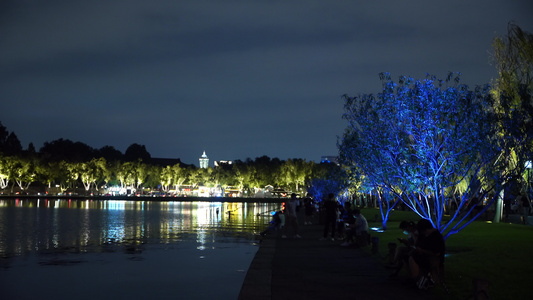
[273,192,370,247]
[320,193,369,247]
[388,219,446,289]
[260,192,445,290]
[261,192,370,244]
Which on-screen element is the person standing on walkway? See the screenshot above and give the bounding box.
[322,193,338,241]
[304,193,315,225]
[282,193,301,238]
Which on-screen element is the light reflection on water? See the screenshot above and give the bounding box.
[0,198,282,299]
[0,199,282,256]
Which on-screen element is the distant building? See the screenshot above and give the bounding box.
[199,151,209,168]
[214,160,232,167]
[321,155,339,165]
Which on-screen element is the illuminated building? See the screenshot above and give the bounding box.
[214,160,232,167]
[199,151,209,169]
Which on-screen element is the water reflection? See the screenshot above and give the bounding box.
[0,199,282,256]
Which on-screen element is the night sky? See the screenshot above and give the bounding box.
[2,1,532,166]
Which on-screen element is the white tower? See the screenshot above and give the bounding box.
[199,151,209,169]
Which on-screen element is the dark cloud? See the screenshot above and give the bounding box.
[1,0,532,165]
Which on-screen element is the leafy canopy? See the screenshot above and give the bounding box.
[339,72,499,239]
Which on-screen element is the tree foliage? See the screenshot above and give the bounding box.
[124,143,151,162]
[0,123,334,196]
[492,22,533,100]
[39,139,96,162]
[491,22,533,209]
[306,162,347,202]
[0,122,22,156]
[339,72,500,239]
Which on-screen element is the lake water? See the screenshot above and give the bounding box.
[0,198,282,300]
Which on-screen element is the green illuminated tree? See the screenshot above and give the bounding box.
[39,160,73,193]
[280,159,314,193]
[65,161,80,191]
[188,167,206,189]
[100,159,115,188]
[490,22,533,221]
[492,22,533,101]
[233,161,254,193]
[144,164,162,191]
[131,160,149,190]
[211,164,227,188]
[78,158,107,193]
[0,155,14,190]
[11,156,38,191]
[160,165,173,192]
[252,156,282,188]
[201,167,213,187]
[116,161,135,190]
[170,164,190,192]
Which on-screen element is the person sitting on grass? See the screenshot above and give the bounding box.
[408,219,445,288]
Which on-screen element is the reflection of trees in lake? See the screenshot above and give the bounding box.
[0,199,282,256]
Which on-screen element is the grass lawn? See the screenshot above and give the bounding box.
[360,208,533,299]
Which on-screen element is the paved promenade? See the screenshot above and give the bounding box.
[239,220,438,300]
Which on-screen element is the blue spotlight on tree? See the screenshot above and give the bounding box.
[339,72,502,239]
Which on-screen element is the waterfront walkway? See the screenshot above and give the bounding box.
[238,222,438,300]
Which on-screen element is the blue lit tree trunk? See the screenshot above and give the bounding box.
[371,185,399,230]
[340,73,501,239]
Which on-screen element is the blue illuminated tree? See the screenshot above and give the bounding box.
[338,103,401,230]
[306,178,342,202]
[306,162,347,202]
[340,72,501,239]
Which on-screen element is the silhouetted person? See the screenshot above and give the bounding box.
[261,211,282,237]
[388,221,417,276]
[321,193,337,241]
[282,193,301,238]
[408,219,445,288]
[304,193,315,225]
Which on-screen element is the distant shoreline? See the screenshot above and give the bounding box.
[0,195,286,203]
